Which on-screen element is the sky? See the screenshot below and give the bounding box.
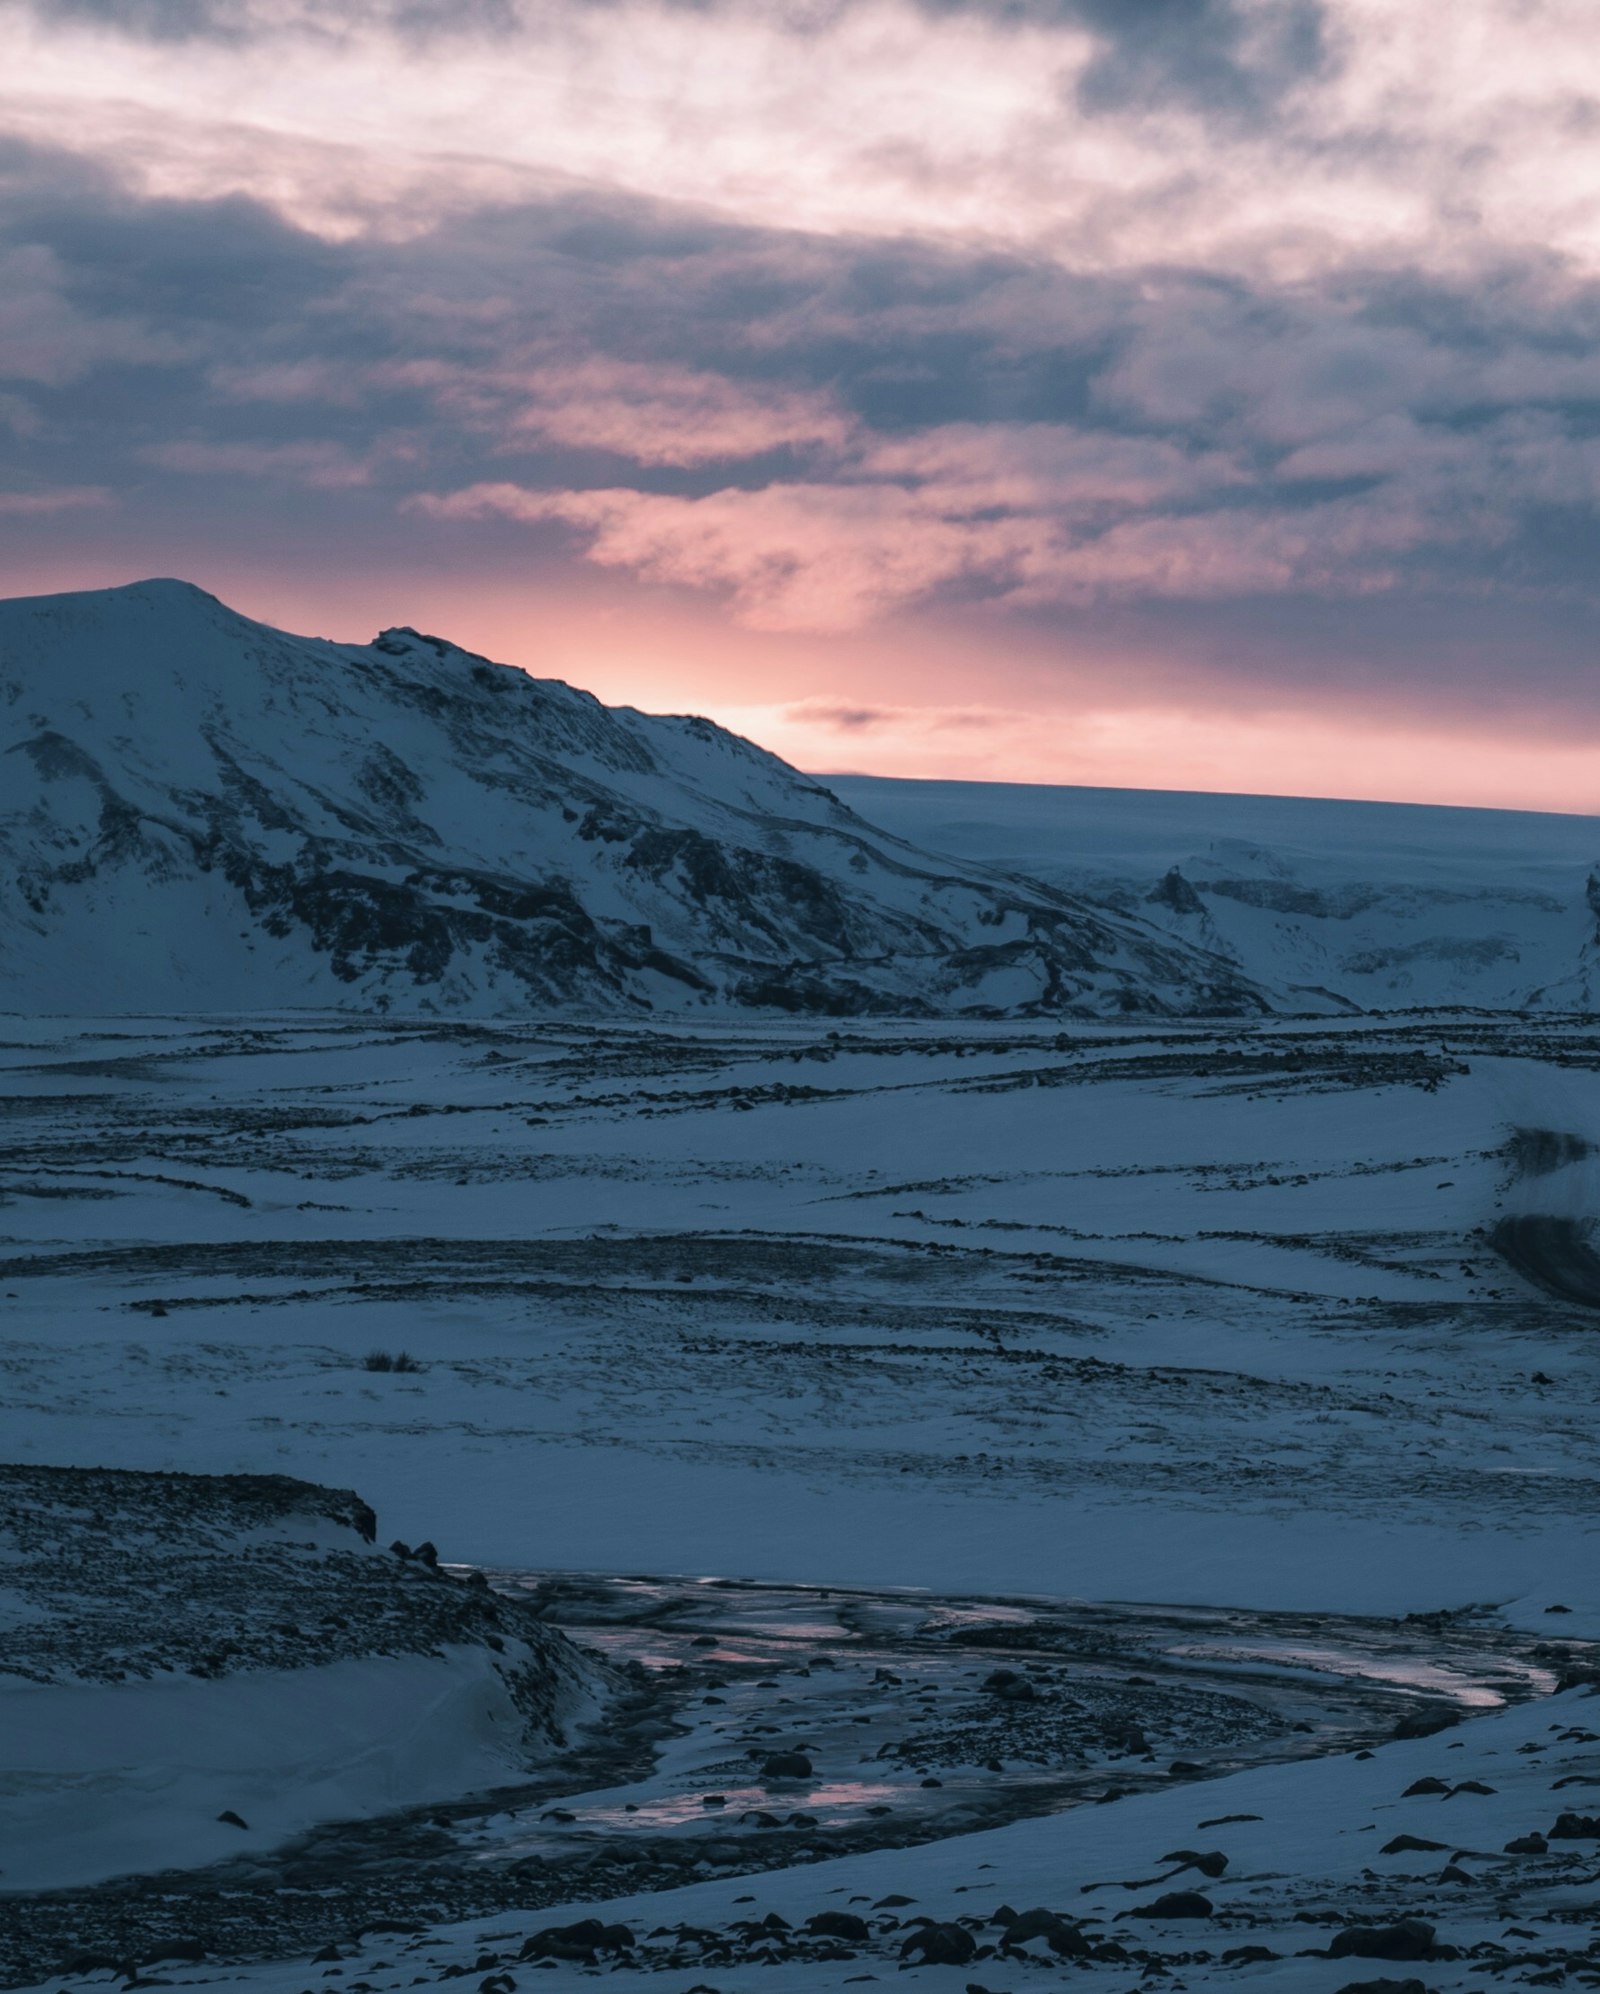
[4,0,1600,810]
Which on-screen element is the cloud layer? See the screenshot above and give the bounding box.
[4,0,1600,804]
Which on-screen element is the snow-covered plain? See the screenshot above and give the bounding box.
[3,1011,1600,1989]
[4,1012,1595,1618]
[832,775,1600,1012]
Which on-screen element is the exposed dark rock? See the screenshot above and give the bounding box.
[1328,1919,1436,1961]
[1391,1708,1460,1740]
[898,1921,977,1965]
[805,1913,870,1943]
[1122,1892,1213,1920]
[1147,868,1205,916]
[1333,1980,1428,1994]
[758,1752,814,1780]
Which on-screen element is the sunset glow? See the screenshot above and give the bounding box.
[6,0,1600,807]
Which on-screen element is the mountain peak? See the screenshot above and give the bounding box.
[0,580,1275,1020]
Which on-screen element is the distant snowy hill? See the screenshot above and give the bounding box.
[0,581,1274,1019]
[829,776,1600,1013]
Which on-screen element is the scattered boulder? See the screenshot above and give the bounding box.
[518,1920,631,1962]
[1504,1831,1548,1854]
[1122,1892,1213,1920]
[899,1921,977,1966]
[1401,1777,1451,1797]
[981,1669,1036,1702]
[806,1912,869,1943]
[1392,1708,1459,1740]
[1334,1981,1428,1994]
[1328,1918,1435,1962]
[1550,1812,1600,1839]
[1158,1848,1229,1878]
[759,1752,813,1780]
[997,1907,1088,1955]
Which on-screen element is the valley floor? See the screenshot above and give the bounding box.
[3,1012,1600,1988]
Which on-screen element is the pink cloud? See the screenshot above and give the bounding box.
[412,477,1056,631]
[410,414,1491,631]
[142,440,384,488]
[0,486,112,514]
[505,360,853,467]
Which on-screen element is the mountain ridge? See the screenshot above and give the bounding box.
[1,579,1284,1019]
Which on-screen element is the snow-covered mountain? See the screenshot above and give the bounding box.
[0,580,1278,1019]
[830,775,1600,1013]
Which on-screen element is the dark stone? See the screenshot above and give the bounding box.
[898,1922,976,1966]
[1158,1848,1228,1877]
[806,1913,870,1943]
[1328,1919,1435,1961]
[981,1669,1036,1702]
[999,1907,1083,1951]
[1124,1892,1213,1920]
[519,1920,628,1962]
[1333,1982,1427,1994]
[759,1752,814,1780]
[1550,1812,1600,1838]
[1147,868,1204,915]
[1391,1708,1459,1740]
[216,1810,249,1829]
